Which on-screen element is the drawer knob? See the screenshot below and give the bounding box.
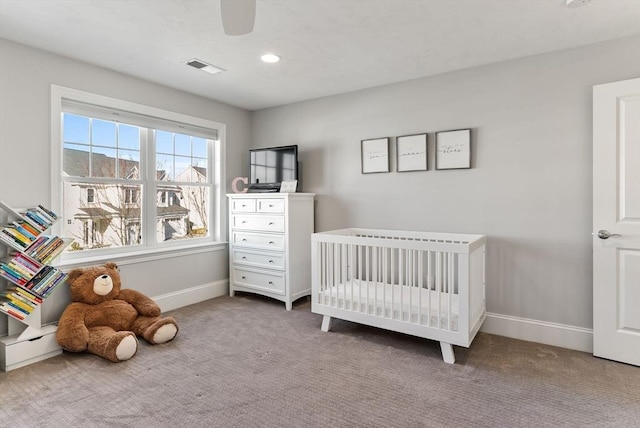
[242,239,247,242]
[242,256,247,260]
[269,222,274,225]
[242,220,247,224]
[268,281,273,285]
[242,276,246,280]
[269,204,274,207]
[269,241,274,244]
[268,260,274,263]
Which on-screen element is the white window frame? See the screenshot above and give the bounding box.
[51,85,226,267]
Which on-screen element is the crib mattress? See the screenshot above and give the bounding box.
[318,280,459,331]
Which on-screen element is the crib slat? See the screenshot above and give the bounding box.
[427,250,432,327]
[418,250,423,325]
[448,252,453,331]
[365,245,370,314]
[373,245,378,316]
[358,245,363,312]
[391,248,395,320]
[408,249,413,324]
[437,251,441,330]
[350,244,355,309]
[383,246,388,318]
[399,249,404,322]
[341,243,347,309]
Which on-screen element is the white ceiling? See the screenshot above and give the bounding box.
[1,0,639,111]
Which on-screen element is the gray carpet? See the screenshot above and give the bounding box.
[1,294,638,428]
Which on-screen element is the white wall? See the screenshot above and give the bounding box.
[0,39,251,332]
[251,36,640,338]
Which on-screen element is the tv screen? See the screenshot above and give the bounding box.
[249,145,298,191]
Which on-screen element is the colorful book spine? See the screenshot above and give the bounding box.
[37,205,58,221]
[19,221,40,237]
[12,221,37,240]
[24,211,50,231]
[0,293,35,313]
[11,286,43,304]
[0,303,26,320]
[0,267,27,286]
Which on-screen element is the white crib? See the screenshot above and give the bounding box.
[311,228,486,364]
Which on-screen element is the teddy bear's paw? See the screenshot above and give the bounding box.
[115,334,138,361]
[152,323,178,344]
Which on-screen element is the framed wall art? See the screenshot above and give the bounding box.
[397,133,427,172]
[435,129,471,170]
[361,137,390,174]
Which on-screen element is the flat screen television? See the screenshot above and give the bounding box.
[249,145,298,192]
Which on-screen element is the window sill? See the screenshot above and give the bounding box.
[54,241,228,270]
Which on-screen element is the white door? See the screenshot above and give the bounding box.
[593,78,640,366]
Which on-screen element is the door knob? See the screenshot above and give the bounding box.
[597,230,621,239]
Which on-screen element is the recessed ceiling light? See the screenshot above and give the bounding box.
[261,53,281,63]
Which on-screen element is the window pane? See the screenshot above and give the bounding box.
[192,158,207,181]
[192,137,207,158]
[118,149,140,179]
[174,156,191,181]
[63,182,142,250]
[174,133,191,156]
[119,124,140,150]
[156,130,173,154]
[92,119,117,147]
[64,144,91,177]
[156,153,174,181]
[63,114,90,144]
[92,147,116,178]
[156,185,209,242]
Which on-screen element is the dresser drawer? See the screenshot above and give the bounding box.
[232,231,286,251]
[233,268,285,295]
[232,215,285,232]
[231,198,257,213]
[233,249,285,270]
[257,198,285,213]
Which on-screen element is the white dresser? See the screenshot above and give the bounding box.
[227,193,315,310]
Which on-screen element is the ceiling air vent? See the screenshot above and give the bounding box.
[185,58,225,74]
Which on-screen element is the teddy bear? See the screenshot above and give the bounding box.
[56,262,178,362]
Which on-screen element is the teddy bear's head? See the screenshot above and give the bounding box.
[66,262,122,304]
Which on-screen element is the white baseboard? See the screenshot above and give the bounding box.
[481,312,593,354]
[153,279,228,313]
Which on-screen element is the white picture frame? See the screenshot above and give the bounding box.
[436,129,471,170]
[397,133,427,172]
[361,137,390,174]
[279,180,298,193]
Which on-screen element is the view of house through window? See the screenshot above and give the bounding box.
[62,111,215,252]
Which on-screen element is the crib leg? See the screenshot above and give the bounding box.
[440,342,455,364]
[321,315,333,332]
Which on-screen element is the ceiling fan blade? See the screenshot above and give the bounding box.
[220,0,256,36]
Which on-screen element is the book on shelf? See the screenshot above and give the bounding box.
[12,221,38,241]
[0,304,26,320]
[37,204,58,221]
[0,200,72,326]
[0,229,29,250]
[0,266,28,286]
[0,291,36,314]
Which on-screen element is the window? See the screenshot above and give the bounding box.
[52,86,225,260]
